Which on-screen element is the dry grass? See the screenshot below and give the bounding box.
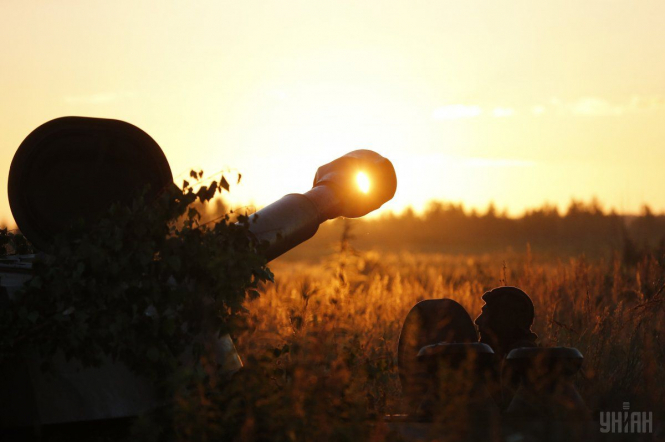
[172,247,665,441]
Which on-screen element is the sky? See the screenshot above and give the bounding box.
[2,0,665,227]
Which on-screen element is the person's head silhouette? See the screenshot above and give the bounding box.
[474,286,537,358]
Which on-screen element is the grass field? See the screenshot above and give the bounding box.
[168,243,664,441]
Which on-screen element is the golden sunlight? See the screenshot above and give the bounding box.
[356,171,371,194]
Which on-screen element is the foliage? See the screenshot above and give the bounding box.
[0,228,33,256]
[0,173,273,379]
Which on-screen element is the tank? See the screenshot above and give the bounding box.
[0,117,397,432]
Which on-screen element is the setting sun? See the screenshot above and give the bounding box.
[356,171,371,194]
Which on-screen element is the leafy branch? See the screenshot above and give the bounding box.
[0,172,273,379]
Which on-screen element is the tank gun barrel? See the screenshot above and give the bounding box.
[248,150,397,261]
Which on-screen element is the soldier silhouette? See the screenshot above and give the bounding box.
[474,286,538,359]
[397,287,540,416]
[396,286,592,426]
[397,299,478,414]
[474,286,538,409]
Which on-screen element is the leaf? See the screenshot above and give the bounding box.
[188,207,200,220]
[237,173,242,184]
[197,186,209,202]
[146,347,159,362]
[29,277,43,289]
[163,318,176,337]
[167,256,181,272]
[27,311,39,323]
[189,170,198,179]
[221,176,230,192]
[145,305,158,318]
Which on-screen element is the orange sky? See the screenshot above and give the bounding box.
[2,0,665,227]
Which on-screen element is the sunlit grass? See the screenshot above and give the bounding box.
[175,248,665,440]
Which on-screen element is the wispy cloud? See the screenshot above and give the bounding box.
[432,104,482,120]
[627,95,665,112]
[461,157,535,168]
[531,105,546,116]
[492,107,514,118]
[434,95,665,121]
[542,95,665,117]
[569,97,624,117]
[64,91,134,104]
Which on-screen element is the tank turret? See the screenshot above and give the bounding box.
[0,117,397,433]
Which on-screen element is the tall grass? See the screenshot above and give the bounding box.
[165,242,663,441]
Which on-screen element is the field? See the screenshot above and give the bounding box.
[168,240,665,441]
[4,198,665,441]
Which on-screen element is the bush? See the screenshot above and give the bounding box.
[0,172,273,380]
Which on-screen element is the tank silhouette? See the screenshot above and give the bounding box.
[0,117,397,432]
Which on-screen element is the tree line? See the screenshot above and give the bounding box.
[280,199,665,262]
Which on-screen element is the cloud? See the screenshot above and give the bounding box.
[460,157,535,168]
[627,95,665,112]
[64,92,133,104]
[432,104,482,120]
[569,97,624,117]
[537,95,665,117]
[492,107,514,118]
[531,105,546,116]
[434,95,665,121]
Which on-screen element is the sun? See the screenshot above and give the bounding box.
[356,171,370,194]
